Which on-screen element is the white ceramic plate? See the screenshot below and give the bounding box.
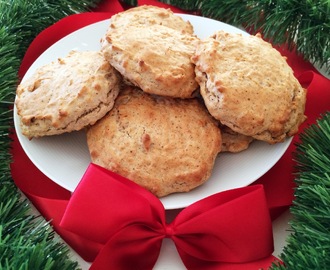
[14,14,292,210]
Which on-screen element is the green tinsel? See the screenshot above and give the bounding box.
[1,0,329,269]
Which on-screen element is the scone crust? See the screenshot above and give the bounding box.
[109,5,194,34]
[86,86,222,197]
[15,50,121,139]
[101,23,199,99]
[192,31,307,143]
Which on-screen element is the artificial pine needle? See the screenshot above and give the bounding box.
[270,113,330,269]
[1,0,329,269]
[0,0,102,269]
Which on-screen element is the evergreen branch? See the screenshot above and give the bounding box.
[0,0,102,269]
[270,112,330,270]
[118,0,137,7]
[0,29,19,104]
[1,1,329,269]
[160,0,200,10]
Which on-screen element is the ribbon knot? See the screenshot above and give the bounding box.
[164,223,175,238]
[60,164,274,270]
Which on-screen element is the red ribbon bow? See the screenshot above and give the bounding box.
[60,164,274,269]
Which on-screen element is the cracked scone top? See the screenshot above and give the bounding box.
[15,50,121,139]
[86,85,222,197]
[191,31,307,144]
[101,6,199,99]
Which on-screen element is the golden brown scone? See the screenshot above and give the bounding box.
[15,50,121,139]
[220,125,254,153]
[108,5,194,34]
[101,23,199,99]
[86,85,222,197]
[191,31,307,144]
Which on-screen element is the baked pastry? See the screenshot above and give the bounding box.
[15,50,121,139]
[220,125,254,153]
[108,5,194,34]
[191,31,307,144]
[101,14,199,98]
[86,85,222,197]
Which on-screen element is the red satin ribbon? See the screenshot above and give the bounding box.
[61,164,273,270]
[10,0,330,269]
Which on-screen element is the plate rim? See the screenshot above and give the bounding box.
[14,14,292,209]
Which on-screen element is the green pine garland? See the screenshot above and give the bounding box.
[0,0,101,269]
[270,113,330,269]
[1,0,329,269]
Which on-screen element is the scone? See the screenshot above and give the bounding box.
[108,5,194,34]
[191,31,307,144]
[101,23,199,98]
[220,125,254,153]
[15,50,121,139]
[86,85,222,197]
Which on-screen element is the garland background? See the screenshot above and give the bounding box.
[0,0,329,269]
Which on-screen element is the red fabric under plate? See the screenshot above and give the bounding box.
[10,0,330,269]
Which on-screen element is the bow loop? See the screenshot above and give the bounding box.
[60,163,274,270]
[171,185,274,264]
[60,164,166,244]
